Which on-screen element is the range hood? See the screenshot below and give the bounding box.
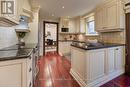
[15,16,30,32]
[20,8,33,22]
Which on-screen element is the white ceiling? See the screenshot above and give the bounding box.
[36,0,104,19]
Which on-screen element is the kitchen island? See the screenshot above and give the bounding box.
[0,43,38,87]
[70,43,125,87]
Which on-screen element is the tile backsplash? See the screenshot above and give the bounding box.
[76,31,125,44]
[100,31,125,44]
[0,27,18,49]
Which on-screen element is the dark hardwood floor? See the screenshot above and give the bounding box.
[101,75,130,87]
[38,52,80,87]
[37,52,130,87]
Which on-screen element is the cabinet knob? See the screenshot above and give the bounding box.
[116,48,119,50]
[29,56,32,59]
[29,82,32,87]
[29,68,32,72]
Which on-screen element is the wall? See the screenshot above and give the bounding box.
[0,27,18,49]
[24,11,39,44]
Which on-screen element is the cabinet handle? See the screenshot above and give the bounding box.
[29,68,32,72]
[29,56,32,59]
[29,82,32,87]
[116,48,119,50]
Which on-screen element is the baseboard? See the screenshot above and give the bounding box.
[70,69,86,87]
[70,68,125,87]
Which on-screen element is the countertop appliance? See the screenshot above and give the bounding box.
[61,28,69,32]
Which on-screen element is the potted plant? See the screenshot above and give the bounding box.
[17,32,26,46]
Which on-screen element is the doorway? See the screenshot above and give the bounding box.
[43,21,59,55]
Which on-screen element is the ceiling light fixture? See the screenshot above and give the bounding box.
[62,6,65,8]
[52,14,54,16]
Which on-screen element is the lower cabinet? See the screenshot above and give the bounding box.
[87,49,105,82]
[70,46,125,87]
[0,62,23,87]
[106,47,124,74]
[107,48,115,73]
[0,55,34,87]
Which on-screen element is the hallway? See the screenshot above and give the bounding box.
[38,52,80,87]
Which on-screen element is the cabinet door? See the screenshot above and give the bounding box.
[115,46,124,70]
[0,0,19,23]
[62,19,69,28]
[0,64,22,87]
[107,48,115,73]
[105,0,118,29]
[95,8,104,31]
[69,19,76,33]
[71,48,86,80]
[87,49,105,81]
[80,19,86,33]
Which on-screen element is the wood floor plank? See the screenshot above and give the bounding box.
[38,52,80,87]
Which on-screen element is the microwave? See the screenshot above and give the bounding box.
[61,28,69,32]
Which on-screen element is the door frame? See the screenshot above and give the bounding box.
[43,21,59,55]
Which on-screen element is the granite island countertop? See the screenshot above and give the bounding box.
[71,42,125,50]
[0,43,37,61]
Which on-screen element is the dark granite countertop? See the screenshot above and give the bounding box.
[0,49,33,61]
[0,43,37,61]
[71,43,125,50]
[0,43,37,51]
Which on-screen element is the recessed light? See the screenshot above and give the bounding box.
[62,6,65,8]
[52,14,54,16]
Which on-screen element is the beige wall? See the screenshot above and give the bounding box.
[24,11,39,44]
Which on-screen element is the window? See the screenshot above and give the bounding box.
[86,16,98,35]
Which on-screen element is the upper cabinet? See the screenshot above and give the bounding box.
[0,0,20,26]
[18,0,33,22]
[75,17,86,34]
[0,0,33,27]
[59,17,86,34]
[95,0,125,32]
[60,17,69,28]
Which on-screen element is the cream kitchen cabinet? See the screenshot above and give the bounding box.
[75,17,86,34]
[70,46,125,87]
[95,0,125,32]
[106,46,124,74]
[107,47,116,73]
[18,0,33,22]
[0,55,34,87]
[68,19,76,33]
[60,18,69,28]
[71,47,105,87]
[0,0,20,26]
[95,7,106,31]
[115,46,124,70]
